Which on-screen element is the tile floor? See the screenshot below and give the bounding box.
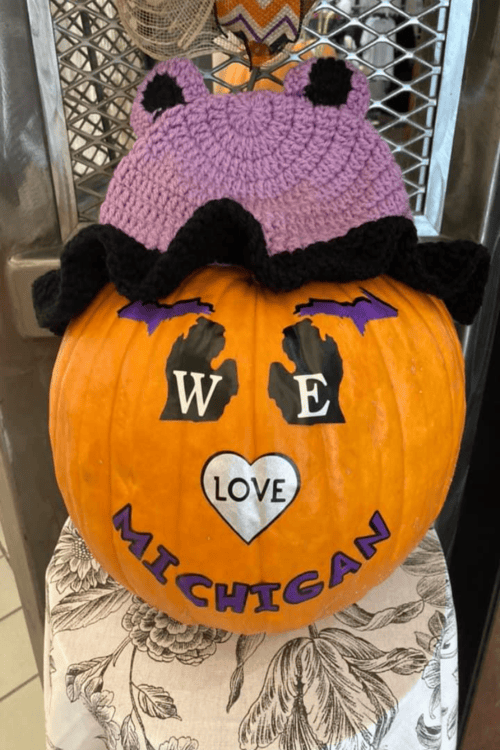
[0,520,46,749]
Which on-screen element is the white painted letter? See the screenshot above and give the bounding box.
[294,374,330,418]
[173,371,223,417]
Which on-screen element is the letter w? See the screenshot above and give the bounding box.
[173,371,223,417]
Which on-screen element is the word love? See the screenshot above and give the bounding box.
[201,452,300,543]
[112,505,391,617]
[212,476,287,503]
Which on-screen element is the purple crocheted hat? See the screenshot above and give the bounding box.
[100,58,411,255]
[33,57,489,333]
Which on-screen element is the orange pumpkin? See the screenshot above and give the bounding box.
[213,42,336,93]
[50,265,465,634]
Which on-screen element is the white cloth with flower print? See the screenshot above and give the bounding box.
[44,519,458,750]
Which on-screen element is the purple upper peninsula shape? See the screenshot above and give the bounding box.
[118,298,214,334]
[294,290,398,335]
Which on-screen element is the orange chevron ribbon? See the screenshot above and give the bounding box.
[215,0,307,64]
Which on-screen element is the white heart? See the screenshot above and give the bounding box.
[201,452,301,544]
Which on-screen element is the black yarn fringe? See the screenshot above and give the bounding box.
[32,199,489,335]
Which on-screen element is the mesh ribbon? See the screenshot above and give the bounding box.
[116,0,218,59]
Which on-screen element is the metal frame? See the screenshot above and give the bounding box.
[26,0,78,242]
[415,0,474,236]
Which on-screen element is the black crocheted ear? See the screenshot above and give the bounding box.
[141,72,185,120]
[304,59,354,107]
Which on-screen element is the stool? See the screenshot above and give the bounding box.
[44,519,458,750]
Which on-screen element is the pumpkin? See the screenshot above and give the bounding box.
[49,264,465,634]
[213,42,336,93]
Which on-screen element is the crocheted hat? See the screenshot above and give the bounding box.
[33,57,489,334]
[102,58,411,255]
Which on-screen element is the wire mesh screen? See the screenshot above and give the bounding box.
[49,0,449,225]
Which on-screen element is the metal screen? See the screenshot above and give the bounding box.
[48,0,144,224]
[47,0,471,233]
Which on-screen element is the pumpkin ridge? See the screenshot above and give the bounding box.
[377,276,463,550]
[363,278,407,575]
[386,274,462,458]
[56,287,123,548]
[50,284,116,467]
[410,288,465,498]
[57,303,95,558]
[253,281,266,586]
[88,291,142,586]
[109,305,151,595]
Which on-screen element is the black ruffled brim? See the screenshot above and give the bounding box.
[32,198,489,335]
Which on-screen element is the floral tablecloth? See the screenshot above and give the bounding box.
[44,519,458,750]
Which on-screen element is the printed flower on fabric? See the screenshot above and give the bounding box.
[122,596,231,664]
[158,738,199,750]
[401,533,448,607]
[422,608,458,716]
[239,626,427,750]
[49,520,109,593]
[84,690,120,747]
[422,654,441,715]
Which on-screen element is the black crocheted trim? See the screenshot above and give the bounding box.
[389,237,490,326]
[305,59,353,107]
[142,71,185,120]
[32,199,489,335]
